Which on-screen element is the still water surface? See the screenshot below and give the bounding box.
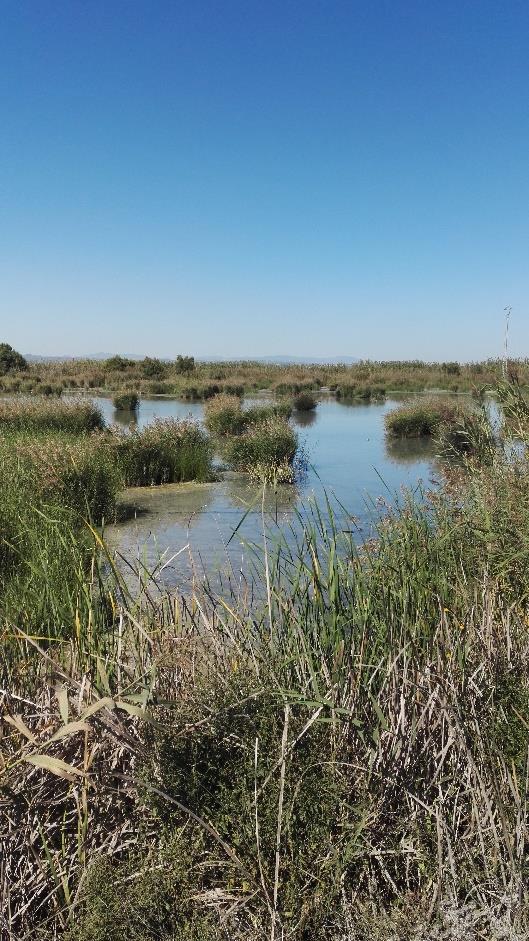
[101,395,437,587]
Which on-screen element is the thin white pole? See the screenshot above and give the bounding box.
[503,306,512,379]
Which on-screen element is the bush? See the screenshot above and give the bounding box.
[175,355,195,374]
[5,433,120,522]
[438,408,496,463]
[141,357,166,379]
[292,392,317,411]
[204,396,292,437]
[40,383,62,396]
[111,419,214,486]
[148,381,173,395]
[0,342,27,374]
[336,383,385,401]
[104,355,134,372]
[113,392,139,411]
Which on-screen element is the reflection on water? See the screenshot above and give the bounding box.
[385,434,435,465]
[113,408,138,429]
[292,409,317,427]
[101,394,440,588]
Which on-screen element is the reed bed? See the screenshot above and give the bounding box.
[0,396,105,433]
[385,398,468,437]
[204,394,298,481]
[4,355,529,399]
[110,419,214,486]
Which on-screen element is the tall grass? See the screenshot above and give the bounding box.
[2,384,529,939]
[385,398,467,437]
[0,396,105,433]
[110,419,214,486]
[2,454,529,938]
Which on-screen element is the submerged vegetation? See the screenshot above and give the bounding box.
[2,380,529,938]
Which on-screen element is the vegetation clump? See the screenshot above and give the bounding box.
[0,396,105,433]
[111,419,214,486]
[292,391,317,411]
[203,393,246,436]
[222,415,298,481]
[385,398,466,437]
[336,382,386,401]
[204,394,298,479]
[113,391,139,411]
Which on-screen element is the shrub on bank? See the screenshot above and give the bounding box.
[438,408,497,463]
[204,395,292,437]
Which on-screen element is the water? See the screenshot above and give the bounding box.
[100,394,438,588]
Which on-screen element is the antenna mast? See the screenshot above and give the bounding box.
[503,306,512,379]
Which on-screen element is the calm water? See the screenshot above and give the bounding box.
[101,395,438,587]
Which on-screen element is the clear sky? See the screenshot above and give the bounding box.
[1,1,528,361]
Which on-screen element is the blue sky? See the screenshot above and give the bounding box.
[1,0,528,360]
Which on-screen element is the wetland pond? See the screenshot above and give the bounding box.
[101,394,439,589]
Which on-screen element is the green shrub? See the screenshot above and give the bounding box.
[104,355,134,372]
[40,383,62,396]
[141,357,166,379]
[336,383,385,401]
[4,433,120,522]
[438,408,496,462]
[111,419,214,486]
[175,354,195,374]
[204,396,292,438]
[113,392,139,411]
[0,342,27,374]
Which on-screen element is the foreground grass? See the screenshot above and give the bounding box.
[2,386,529,939]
